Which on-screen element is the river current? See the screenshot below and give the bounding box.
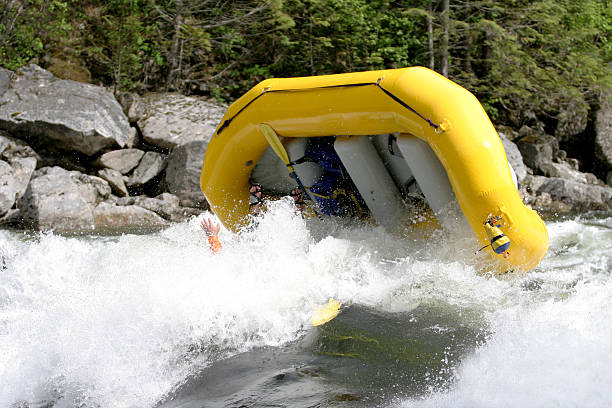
[1,198,610,408]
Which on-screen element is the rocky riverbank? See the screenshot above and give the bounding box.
[0,64,225,233]
[0,64,610,233]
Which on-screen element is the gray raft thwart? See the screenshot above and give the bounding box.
[335,134,470,232]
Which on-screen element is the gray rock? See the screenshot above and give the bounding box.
[0,132,40,161]
[18,167,96,231]
[126,127,138,149]
[499,133,528,185]
[0,161,16,215]
[75,173,112,204]
[523,175,549,195]
[0,68,13,97]
[516,134,559,175]
[128,151,165,186]
[164,140,208,208]
[117,92,144,122]
[9,156,37,202]
[595,90,612,176]
[137,93,226,149]
[94,148,144,174]
[555,98,588,142]
[155,192,181,206]
[0,208,21,226]
[555,149,567,162]
[0,136,8,155]
[0,133,37,203]
[533,191,552,208]
[115,195,187,221]
[0,65,130,156]
[536,177,612,212]
[94,202,169,230]
[98,168,129,197]
[540,162,593,185]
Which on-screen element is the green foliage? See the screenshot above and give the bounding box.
[445,0,610,125]
[1,0,609,130]
[0,0,72,70]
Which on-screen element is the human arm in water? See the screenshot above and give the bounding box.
[201,218,222,253]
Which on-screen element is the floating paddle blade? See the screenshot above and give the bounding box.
[311,298,342,326]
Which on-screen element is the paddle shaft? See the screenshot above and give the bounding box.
[287,166,315,203]
[257,124,319,213]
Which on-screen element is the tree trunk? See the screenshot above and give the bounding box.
[0,0,26,44]
[441,0,449,77]
[309,13,314,75]
[465,28,473,73]
[427,1,434,70]
[167,0,184,90]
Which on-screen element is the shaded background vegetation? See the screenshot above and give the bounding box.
[1,0,610,130]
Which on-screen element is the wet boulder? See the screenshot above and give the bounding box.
[17,167,102,231]
[137,93,225,149]
[93,202,169,231]
[0,65,130,156]
[115,194,195,222]
[164,140,208,208]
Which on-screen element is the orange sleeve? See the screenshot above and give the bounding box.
[207,235,222,254]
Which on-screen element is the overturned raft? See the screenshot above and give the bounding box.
[200,67,548,272]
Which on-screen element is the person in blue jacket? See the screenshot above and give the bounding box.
[291,137,367,217]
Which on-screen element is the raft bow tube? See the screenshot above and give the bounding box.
[200,67,548,272]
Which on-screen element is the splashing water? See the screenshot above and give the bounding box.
[0,200,610,407]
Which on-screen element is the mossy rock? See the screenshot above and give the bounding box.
[47,56,91,84]
[45,50,91,84]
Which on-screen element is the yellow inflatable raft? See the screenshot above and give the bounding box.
[200,67,548,272]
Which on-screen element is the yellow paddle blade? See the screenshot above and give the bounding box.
[311,298,342,326]
[257,123,290,165]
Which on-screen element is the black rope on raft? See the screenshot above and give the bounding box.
[373,82,439,131]
[214,79,440,135]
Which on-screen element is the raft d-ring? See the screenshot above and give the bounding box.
[262,87,270,94]
[376,77,384,84]
[435,119,451,134]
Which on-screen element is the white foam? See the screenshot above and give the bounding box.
[1,211,610,407]
[0,203,434,407]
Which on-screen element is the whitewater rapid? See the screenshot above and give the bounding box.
[0,199,610,407]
